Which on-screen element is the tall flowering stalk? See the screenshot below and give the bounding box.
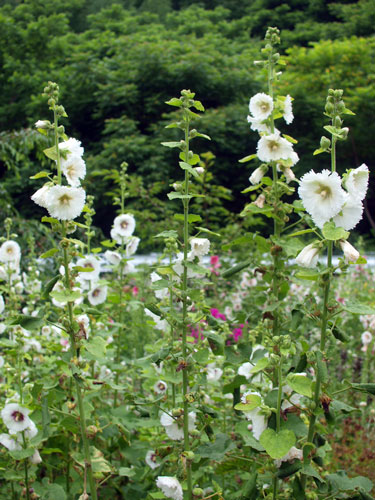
[31,82,97,499]
[297,89,369,489]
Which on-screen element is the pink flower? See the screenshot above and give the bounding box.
[211,308,226,321]
[210,255,221,275]
[132,286,139,296]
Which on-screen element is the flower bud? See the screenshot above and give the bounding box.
[320,136,331,150]
[339,240,359,263]
[296,243,320,268]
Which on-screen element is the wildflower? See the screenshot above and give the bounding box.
[126,236,140,256]
[88,284,108,305]
[275,446,303,468]
[0,433,21,451]
[76,256,101,281]
[29,450,42,464]
[189,237,210,258]
[154,381,168,394]
[361,331,372,346]
[206,364,223,382]
[113,214,136,238]
[45,186,86,220]
[283,95,294,124]
[298,170,346,228]
[295,243,320,268]
[1,404,32,433]
[210,255,221,274]
[156,476,183,500]
[61,156,86,187]
[344,164,369,201]
[332,195,364,231]
[145,308,168,331]
[247,116,272,133]
[31,185,50,209]
[104,250,121,266]
[35,120,49,129]
[249,93,273,121]
[0,240,21,264]
[76,314,90,340]
[0,295,4,314]
[145,450,160,469]
[160,411,196,441]
[59,137,84,158]
[257,132,295,163]
[339,240,360,263]
[249,165,268,185]
[253,193,266,208]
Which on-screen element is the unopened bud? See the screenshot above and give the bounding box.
[320,136,331,150]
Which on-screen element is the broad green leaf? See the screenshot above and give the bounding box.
[192,100,204,111]
[286,374,312,397]
[167,192,193,201]
[289,229,315,237]
[119,467,136,477]
[165,97,182,107]
[195,433,235,461]
[259,428,296,459]
[295,270,320,281]
[161,141,183,148]
[49,290,81,303]
[313,148,327,156]
[9,448,35,460]
[43,146,58,161]
[41,216,59,224]
[29,171,51,179]
[234,394,261,412]
[85,336,107,359]
[282,134,298,144]
[40,247,59,259]
[250,357,270,374]
[9,315,44,330]
[351,383,375,395]
[341,302,375,315]
[195,226,220,237]
[322,221,349,241]
[239,154,257,163]
[173,213,202,223]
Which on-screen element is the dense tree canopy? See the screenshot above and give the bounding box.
[0,0,374,245]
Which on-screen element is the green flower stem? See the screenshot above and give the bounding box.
[114,246,125,408]
[53,108,62,185]
[62,230,97,500]
[21,433,30,500]
[182,108,192,500]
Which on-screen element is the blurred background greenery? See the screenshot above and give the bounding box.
[0,0,374,250]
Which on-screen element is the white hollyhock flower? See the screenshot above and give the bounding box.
[238,362,254,379]
[113,214,136,237]
[339,240,359,263]
[145,308,167,331]
[45,186,86,220]
[150,272,169,300]
[247,115,272,133]
[361,331,373,345]
[0,355,4,368]
[249,93,273,121]
[88,284,108,305]
[206,364,223,382]
[104,250,121,266]
[0,240,21,263]
[1,404,32,433]
[249,165,268,185]
[145,450,160,469]
[189,237,210,258]
[35,120,49,129]
[283,95,294,124]
[0,295,4,314]
[295,243,320,268]
[156,476,183,500]
[160,411,196,441]
[298,170,346,228]
[154,380,168,394]
[0,433,22,451]
[332,195,364,230]
[76,256,101,281]
[76,314,90,340]
[59,137,84,158]
[29,450,42,464]
[275,446,303,468]
[257,132,295,163]
[344,164,369,201]
[61,156,86,187]
[31,185,51,209]
[241,391,267,440]
[126,236,140,256]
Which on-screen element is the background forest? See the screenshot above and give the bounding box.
[0,0,374,250]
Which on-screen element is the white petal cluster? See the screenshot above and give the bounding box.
[1,403,32,433]
[189,237,210,258]
[31,185,50,209]
[59,138,86,187]
[361,331,373,346]
[76,256,101,282]
[339,240,359,263]
[145,450,160,469]
[295,243,320,268]
[283,95,294,124]
[113,214,136,238]
[0,240,21,264]
[160,411,196,441]
[44,186,86,221]
[299,165,368,231]
[156,476,183,500]
[275,446,303,468]
[249,93,273,121]
[88,284,108,306]
[257,132,297,163]
[154,380,168,394]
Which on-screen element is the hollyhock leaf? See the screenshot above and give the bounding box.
[235,422,265,451]
[9,448,35,460]
[9,315,44,330]
[195,227,220,237]
[341,302,375,315]
[101,239,117,248]
[43,146,58,161]
[161,141,183,149]
[195,433,236,461]
[289,229,315,237]
[173,213,202,223]
[241,183,262,193]
[85,336,106,359]
[250,357,270,373]
[323,125,342,138]
[29,171,51,179]
[234,394,261,412]
[167,192,194,200]
[41,216,59,224]
[282,134,298,144]
[295,270,320,281]
[259,428,296,459]
[351,383,375,396]
[313,148,328,156]
[40,247,59,259]
[223,376,247,394]
[119,467,136,477]
[193,348,210,364]
[239,154,257,163]
[50,290,81,303]
[165,97,182,107]
[322,221,349,241]
[301,464,322,481]
[286,374,312,397]
[180,161,199,178]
